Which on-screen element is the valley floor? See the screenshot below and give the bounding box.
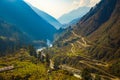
[0,49,79,80]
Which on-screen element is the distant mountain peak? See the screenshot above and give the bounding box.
[55,0,120,61]
[28,5,62,30]
[58,7,91,24]
[25,2,62,30]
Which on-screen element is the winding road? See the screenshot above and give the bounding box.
[72,31,90,47]
[79,60,119,80]
[60,31,119,80]
[59,65,82,79]
[70,43,75,54]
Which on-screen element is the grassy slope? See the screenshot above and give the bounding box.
[87,0,120,61]
[0,49,79,80]
[46,0,120,79]
[53,0,120,61]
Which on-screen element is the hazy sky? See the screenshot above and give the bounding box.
[24,0,100,19]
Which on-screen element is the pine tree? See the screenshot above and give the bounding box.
[95,74,101,80]
[81,68,92,80]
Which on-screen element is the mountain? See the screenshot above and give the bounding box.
[86,0,120,60]
[48,0,120,79]
[55,0,119,61]
[61,17,81,29]
[0,0,56,41]
[71,0,119,61]
[28,5,62,30]
[58,7,90,24]
[0,18,31,56]
[0,0,120,79]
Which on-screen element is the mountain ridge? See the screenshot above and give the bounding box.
[27,3,62,30]
[46,0,120,78]
[58,7,90,24]
[53,0,120,62]
[0,18,31,56]
[0,0,56,41]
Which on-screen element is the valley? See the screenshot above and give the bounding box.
[0,0,120,80]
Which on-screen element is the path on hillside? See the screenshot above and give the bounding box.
[71,31,113,68]
[59,61,119,80]
[67,31,112,66]
[59,31,119,80]
[62,31,114,50]
[70,43,75,54]
[59,64,119,80]
[79,60,119,80]
[72,31,90,47]
[59,65,82,79]
[72,31,114,50]
[76,41,82,48]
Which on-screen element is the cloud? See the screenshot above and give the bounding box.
[72,0,100,8]
[89,0,100,7]
[79,0,90,7]
[73,1,79,5]
[25,0,100,18]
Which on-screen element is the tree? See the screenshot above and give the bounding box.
[46,53,50,66]
[95,74,101,80]
[0,75,4,80]
[54,60,59,70]
[38,51,42,61]
[27,45,36,57]
[109,60,120,77]
[81,68,92,80]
